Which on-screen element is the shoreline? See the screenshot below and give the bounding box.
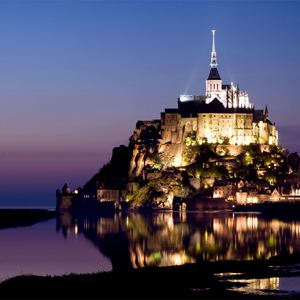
[1,255,300,299]
[1,201,300,231]
[66,200,300,221]
[0,209,57,229]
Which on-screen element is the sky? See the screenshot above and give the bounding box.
[0,0,300,206]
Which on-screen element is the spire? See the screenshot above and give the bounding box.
[207,29,221,80]
[210,29,217,68]
[264,105,269,116]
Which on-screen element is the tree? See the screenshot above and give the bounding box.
[288,152,300,173]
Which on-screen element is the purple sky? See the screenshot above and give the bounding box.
[0,0,300,206]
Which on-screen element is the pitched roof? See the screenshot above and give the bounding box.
[175,97,253,117]
[222,84,231,89]
[207,98,225,111]
[207,67,221,80]
[253,109,264,122]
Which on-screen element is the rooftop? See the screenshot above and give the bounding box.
[207,67,221,80]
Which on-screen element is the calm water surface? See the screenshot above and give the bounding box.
[0,218,112,282]
[1,211,300,294]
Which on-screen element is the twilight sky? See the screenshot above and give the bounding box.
[0,0,300,206]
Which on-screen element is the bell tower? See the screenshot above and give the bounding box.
[206,30,223,104]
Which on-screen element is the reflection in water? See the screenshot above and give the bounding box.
[0,219,111,282]
[219,272,300,295]
[246,277,279,291]
[57,212,300,270]
[228,277,280,295]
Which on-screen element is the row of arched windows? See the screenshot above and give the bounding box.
[210,83,219,90]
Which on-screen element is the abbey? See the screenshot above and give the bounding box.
[161,30,278,152]
[140,30,278,171]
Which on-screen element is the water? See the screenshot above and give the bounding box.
[0,206,56,211]
[2,210,300,295]
[59,210,300,267]
[225,275,300,296]
[0,218,112,282]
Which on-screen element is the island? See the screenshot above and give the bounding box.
[56,30,300,213]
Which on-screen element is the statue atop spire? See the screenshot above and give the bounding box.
[210,29,217,68]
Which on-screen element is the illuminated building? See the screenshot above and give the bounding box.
[157,30,278,167]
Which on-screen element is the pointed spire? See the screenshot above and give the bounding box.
[264,105,269,116]
[207,29,221,80]
[210,29,217,68]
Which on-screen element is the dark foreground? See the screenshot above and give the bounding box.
[234,201,300,219]
[0,209,56,229]
[2,253,300,299]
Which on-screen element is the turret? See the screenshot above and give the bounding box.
[62,183,71,194]
[264,105,269,119]
[56,183,74,212]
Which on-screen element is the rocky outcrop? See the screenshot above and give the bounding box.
[85,145,132,190]
[129,120,161,178]
[128,119,193,178]
[130,171,190,209]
